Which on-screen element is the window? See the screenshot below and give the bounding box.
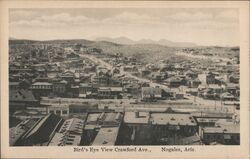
[56,110,61,115]
[62,110,68,115]
[50,110,54,114]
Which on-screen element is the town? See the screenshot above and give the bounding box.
[9,39,240,146]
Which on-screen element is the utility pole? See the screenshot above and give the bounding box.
[214,93,217,110]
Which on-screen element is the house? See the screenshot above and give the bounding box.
[185,70,198,79]
[141,87,162,102]
[220,92,235,101]
[60,71,75,84]
[66,52,80,59]
[165,77,183,88]
[199,84,223,99]
[97,87,123,99]
[187,78,201,88]
[91,74,110,86]
[124,83,141,97]
[150,72,166,83]
[79,74,92,83]
[123,66,138,72]
[79,83,93,98]
[70,85,79,98]
[111,67,120,75]
[229,74,239,84]
[226,83,239,96]
[140,68,151,77]
[162,88,175,99]
[9,89,39,114]
[198,72,216,85]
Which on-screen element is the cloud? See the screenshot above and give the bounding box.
[9,9,239,46]
[102,12,156,24]
[10,12,93,27]
[40,13,90,23]
[166,12,213,21]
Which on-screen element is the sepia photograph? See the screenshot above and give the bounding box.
[1,1,249,159]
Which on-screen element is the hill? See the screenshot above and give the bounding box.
[96,37,197,47]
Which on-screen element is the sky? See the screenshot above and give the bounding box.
[9,8,239,46]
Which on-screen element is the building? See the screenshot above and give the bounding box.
[47,104,69,118]
[150,113,198,145]
[21,113,64,146]
[200,124,239,145]
[198,72,216,85]
[9,82,20,91]
[60,71,75,84]
[79,83,93,98]
[97,87,123,99]
[9,89,39,114]
[52,80,68,96]
[69,103,98,114]
[121,111,151,145]
[187,78,201,88]
[175,135,203,145]
[165,77,183,88]
[82,112,122,145]
[92,127,120,146]
[141,87,162,102]
[220,92,235,101]
[49,118,85,146]
[31,82,53,98]
[9,118,38,146]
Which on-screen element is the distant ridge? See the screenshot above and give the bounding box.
[96,37,198,47]
[9,37,238,48]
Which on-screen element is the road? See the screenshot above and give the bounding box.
[79,54,169,89]
[78,53,236,114]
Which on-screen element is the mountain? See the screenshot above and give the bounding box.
[96,37,197,47]
[96,37,135,45]
[9,39,94,45]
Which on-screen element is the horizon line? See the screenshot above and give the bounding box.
[9,37,240,48]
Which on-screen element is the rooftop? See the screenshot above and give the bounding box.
[9,119,38,146]
[203,124,239,134]
[142,87,162,96]
[49,132,81,146]
[32,82,52,86]
[150,113,197,126]
[86,113,101,123]
[124,112,149,124]
[92,127,119,146]
[59,118,84,135]
[9,90,37,102]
